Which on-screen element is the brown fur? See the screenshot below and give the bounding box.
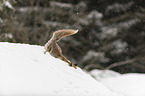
[44,29,78,69]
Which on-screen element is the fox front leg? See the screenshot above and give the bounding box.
[58,56,77,69]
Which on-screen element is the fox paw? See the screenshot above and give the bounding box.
[69,63,77,69]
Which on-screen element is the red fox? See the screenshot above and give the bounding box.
[44,29,78,69]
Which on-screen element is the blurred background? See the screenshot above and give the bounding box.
[0,0,145,73]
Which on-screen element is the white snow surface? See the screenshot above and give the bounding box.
[89,69,121,81]
[90,69,145,96]
[101,73,145,96]
[0,42,121,96]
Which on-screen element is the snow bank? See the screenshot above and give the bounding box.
[101,73,145,96]
[89,69,120,81]
[0,42,121,96]
[90,69,145,96]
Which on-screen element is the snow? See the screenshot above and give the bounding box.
[1,42,145,96]
[89,69,121,81]
[90,69,145,96]
[101,73,145,96]
[5,1,15,10]
[0,42,121,96]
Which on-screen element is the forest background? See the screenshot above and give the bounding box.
[1,0,145,73]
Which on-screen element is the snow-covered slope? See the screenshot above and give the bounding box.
[0,42,121,96]
[101,73,145,96]
[90,69,145,96]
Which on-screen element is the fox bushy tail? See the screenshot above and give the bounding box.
[50,29,78,42]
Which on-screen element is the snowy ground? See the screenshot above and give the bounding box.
[90,70,145,96]
[0,42,145,96]
[0,42,121,96]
